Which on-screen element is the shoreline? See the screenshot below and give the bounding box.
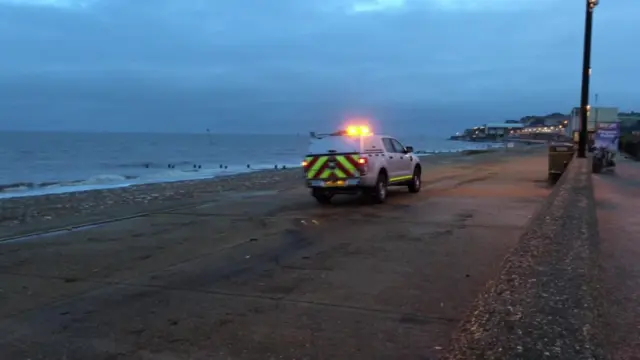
[0,142,508,200]
[0,166,301,235]
[0,163,300,200]
[0,145,541,239]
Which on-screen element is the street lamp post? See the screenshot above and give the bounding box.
[577,0,599,158]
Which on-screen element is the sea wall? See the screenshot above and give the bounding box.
[620,136,640,160]
[445,157,606,359]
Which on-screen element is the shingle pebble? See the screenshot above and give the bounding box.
[445,158,608,360]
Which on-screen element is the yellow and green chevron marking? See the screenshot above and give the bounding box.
[304,154,361,179]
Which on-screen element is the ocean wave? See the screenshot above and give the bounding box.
[82,174,135,184]
[414,142,504,154]
[110,160,194,169]
[0,163,302,199]
[0,182,37,193]
[0,174,139,194]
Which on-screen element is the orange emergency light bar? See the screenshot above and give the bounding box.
[345,125,372,136]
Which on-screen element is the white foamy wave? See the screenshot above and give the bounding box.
[415,141,504,154]
[82,174,130,184]
[0,173,138,199]
[0,184,31,193]
[0,182,132,199]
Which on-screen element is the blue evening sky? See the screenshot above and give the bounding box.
[0,0,636,135]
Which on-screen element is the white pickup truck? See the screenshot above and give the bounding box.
[302,126,422,204]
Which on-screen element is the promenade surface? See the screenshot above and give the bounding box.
[0,152,551,360]
[594,156,640,359]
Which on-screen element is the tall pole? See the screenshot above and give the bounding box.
[594,93,599,131]
[577,0,597,158]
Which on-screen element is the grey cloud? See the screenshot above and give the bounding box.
[0,0,637,133]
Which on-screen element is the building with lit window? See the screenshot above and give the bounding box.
[483,123,524,136]
[568,106,618,132]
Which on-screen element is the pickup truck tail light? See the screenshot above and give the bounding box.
[358,157,368,175]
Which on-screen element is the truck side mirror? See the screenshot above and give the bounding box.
[405,146,414,153]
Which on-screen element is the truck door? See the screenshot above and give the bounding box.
[381,137,401,179]
[390,138,414,176]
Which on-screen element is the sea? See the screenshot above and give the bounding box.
[0,131,502,199]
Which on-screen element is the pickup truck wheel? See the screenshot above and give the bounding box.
[408,168,421,193]
[312,189,333,204]
[371,172,388,204]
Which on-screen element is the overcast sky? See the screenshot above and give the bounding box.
[0,0,637,134]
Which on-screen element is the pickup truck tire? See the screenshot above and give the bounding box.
[408,167,421,193]
[371,172,388,204]
[312,189,333,204]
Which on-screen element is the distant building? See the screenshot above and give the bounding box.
[484,123,524,136]
[543,117,565,126]
[567,106,619,135]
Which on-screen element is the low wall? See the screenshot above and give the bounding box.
[444,157,606,359]
[620,139,640,160]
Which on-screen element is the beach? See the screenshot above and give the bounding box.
[0,143,552,359]
[0,168,298,237]
[0,145,531,240]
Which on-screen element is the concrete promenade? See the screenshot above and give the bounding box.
[445,154,640,360]
[594,156,640,359]
[0,152,551,359]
